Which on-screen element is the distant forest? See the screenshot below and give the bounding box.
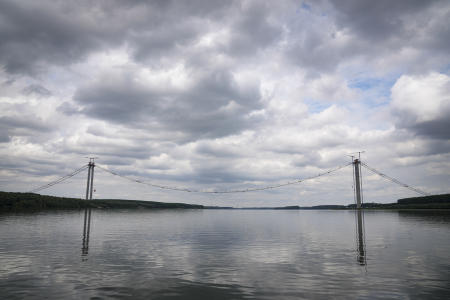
[0,191,449,212]
[0,191,203,211]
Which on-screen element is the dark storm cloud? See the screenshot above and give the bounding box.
[0,132,9,143]
[1,0,447,78]
[191,167,253,184]
[126,1,228,63]
[56,101,81,116]
[0,0,208,74]
[0,0,109,74]
[411,119,450,140]
[288,0,450,74]
[22,84,52,97]
[0,0,288,78]
[327,0,433,41]
[391,129,450,158]
[74,77,159,124]
[195,142,241,158]
[130,22,203,63]
[286,31,353,75]
[329,0,450,64]
[124,0,284,64]
[73,69,263,141]
[58,136,156,160]
[0,154,80,177]
[0,115,52,142]
[221,1,283,57]
[396,115,450,141]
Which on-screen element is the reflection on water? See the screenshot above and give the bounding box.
[397,209,450,224]
[355,209,366,266]
[1,209,450,299]
[81,208,92,258]
[80,208,369,267]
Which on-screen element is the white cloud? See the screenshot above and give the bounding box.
[391,72,450,123]
[0,0,449,206]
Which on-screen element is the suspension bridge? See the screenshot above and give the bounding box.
[24,156,434,266]
[27,156,431,209]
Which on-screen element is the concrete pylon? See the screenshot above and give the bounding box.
[353,158,362,209]
[85,158,95,200]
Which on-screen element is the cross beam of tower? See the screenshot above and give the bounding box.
[85,158,96,200]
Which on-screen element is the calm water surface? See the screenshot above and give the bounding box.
[1,209,449,299]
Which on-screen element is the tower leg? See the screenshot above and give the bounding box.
[85,163,91,200]
[89,163,95,200]
[353,159,362,209]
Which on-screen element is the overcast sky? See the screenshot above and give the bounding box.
[1,0,449,207]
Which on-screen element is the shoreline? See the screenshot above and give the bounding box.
[1,191,449,212]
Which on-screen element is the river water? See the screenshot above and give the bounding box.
[1,209,449,299]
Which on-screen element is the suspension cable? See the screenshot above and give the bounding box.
[361,162,430,196]
[96,162,352,194]
[28,165,89,193]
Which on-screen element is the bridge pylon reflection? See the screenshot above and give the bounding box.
[81,208,92,259]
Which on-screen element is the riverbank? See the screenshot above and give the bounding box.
[1,191,449,212]
[0,191,203,211]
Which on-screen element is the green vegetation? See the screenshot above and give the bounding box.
[237,194,450,210]
[397,194,450,205]
[1,191,449,212]
[348,193,450,210]
[0,191,203,212]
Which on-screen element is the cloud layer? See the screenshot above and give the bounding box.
[1,0,449,206]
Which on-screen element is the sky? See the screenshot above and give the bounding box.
[0,0,449,207]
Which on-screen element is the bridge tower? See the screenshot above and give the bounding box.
[353,158,362,209]
[85,158,96,200]
[352,154,366,265]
